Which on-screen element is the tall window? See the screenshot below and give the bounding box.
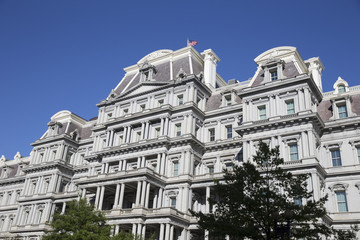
[140,104,146,111]
[289,144,299,161]
[357,147,360,163]
[286,100,295,114]
[225,95,232,106]
[338,105,348,118]
[176,124,181,137]
[136,132,141,141]
[178,95,184,105]
[209,128,215,141]
[171,197,177,208]
[258,106,266,120]
[65,152,72,163]
[338,84,346,93]
[208,165,214,174]
[173,161,179,176]
[336,191,348,212]
[39,153,44,163]
[51,150,57,161]
[271,71,278,81]
[331,149,342,167]
[155,128,160,137]
[226,125,232,139]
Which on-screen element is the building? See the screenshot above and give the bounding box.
[0,46,360,239]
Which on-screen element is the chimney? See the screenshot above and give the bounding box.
[201,49,220,89]
[306,57,324,91]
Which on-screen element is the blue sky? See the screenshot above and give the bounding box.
[0,0,359,159]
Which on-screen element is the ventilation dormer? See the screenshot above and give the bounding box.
[139,61,157,82]
[47,121,63,137]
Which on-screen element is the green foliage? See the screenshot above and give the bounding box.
[111,231,142,240]
[190,141,358,239]
[43,198,111,240]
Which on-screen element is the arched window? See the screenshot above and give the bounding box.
[338,84,346,93]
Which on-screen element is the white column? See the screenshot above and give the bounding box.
[165,223,170,240]
[301,131,309,158]
[114,184,120,208]
[132,224,137,235]
[145,182,151,208]
[156,154,161,174]
[98,186,105,210]
[142,224,146,239]
[157,188,163,207]
[135,181,142,206]
[141,122,146,140]
[153,189,158,208]
[184,151,190,175]
[160,153,166,175]
[170,225,174,240]
[304,88,311,110]
[81,188,87,198]
[205,186,210,213]
[308,130,315,156]
[119,183,125,209]
[159,223,165,240]
[140,181,147,207]
[137,223,142,235]
[145,121,150,139]
[160,118,165,136]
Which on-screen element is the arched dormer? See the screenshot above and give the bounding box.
[333,76,349,94]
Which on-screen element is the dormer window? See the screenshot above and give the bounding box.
[225,95,232,106]
[338,104,348,119]
[271,71,278,81]
[338,84,346,93]
[139,61,157,82]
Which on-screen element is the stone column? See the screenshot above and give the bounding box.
[114,184,120,208]
[119,183,125,209]
[98,186,105,210]
[132,224,137,235]
[157,188,163,208]
[159,223,165,240]
[140,181,147,207]
[170,225,174,240]
[156,153,161,174]
[145,182,151,208]
[160,153,166,176]
[308,130,315,156]
[141,122,146,140]
[304,88,311,110]
[205,186,210,213]
[160,118,165,136]
[135,181,142,207]
[165,223,170,240]
[301,131,309,158]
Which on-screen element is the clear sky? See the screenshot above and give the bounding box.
[0,0,359,159]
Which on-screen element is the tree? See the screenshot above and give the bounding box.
[43,198,111,240]
[191,141,357,240]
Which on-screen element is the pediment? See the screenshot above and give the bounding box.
[120,82,170,98]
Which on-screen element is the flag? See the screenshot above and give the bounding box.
[187,40,198,47]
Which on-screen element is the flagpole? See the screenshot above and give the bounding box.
[187,37,189,47]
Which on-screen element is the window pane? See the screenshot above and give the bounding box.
[227,126,232,139]
[338,85,346,93]
[173,162,179,176]
[286,100,295,114]
[209,129,215,141]
[290,144,299,161]
[258,106,266,120]
[271,71,278,81]
[331,150,342,166]
[336,191,348,212]
[338,105,348,118]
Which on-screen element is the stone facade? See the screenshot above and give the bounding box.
[1,46,360,239]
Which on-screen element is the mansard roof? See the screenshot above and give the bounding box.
[112,47,212,96]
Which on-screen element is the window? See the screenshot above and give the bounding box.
[289,144,299,161]
[177,95,184,105]
[286,100,295,114]
[123,109,129,115]
[258,106,266,120]
[158,99,164,107]
[338,105,348,118]
[51,150,57,161]
[294,197,302,206]
[170,197,176,208]
[173,161,179,176]
[357,147,360,163]
[209,128,215,142]
[338,84,346,93]
[225,95,232,106]
[331,149,342,167]
[7,192,12,205]
[140,104,146,111]
[208,165,214,174]
[226,125,232,139]
[336,191,348,212]
[119,135,124,144]
[155,128,160,137]
[176,124,181,137]
[107,113,112,119]
[271,71,278,81]
[136,132,141,141]
[65,152,73,163]
[39,153,44,163]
